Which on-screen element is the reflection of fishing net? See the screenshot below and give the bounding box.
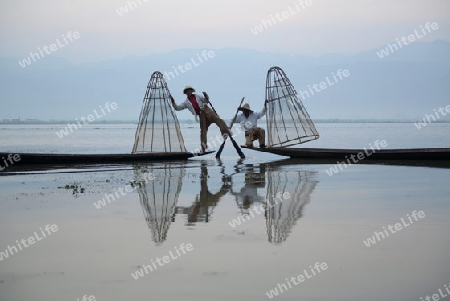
[135,163,185,244]
[265,66,319,147]
[132,71,186,153]
[265,170,318,244]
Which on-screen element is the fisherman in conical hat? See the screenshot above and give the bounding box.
[234,102,267,148]
[170,86,232,152]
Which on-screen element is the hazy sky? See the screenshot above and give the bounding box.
[1,0,449,62]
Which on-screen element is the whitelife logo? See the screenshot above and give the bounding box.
[376,22,439,58]
[298,69,350,100]
[420,283,450,301]
[93,172,155,209]
[325,140,388,176]
[0,224,59,262]
[18,31,81,68]
[414,105,450,129]
[250,0,312,35]
[0,154,21,171]
[265,262,328,299]
[163,50,215,82]
[363,210,425,247]
[55,102,118,138]
[116,0,149,16]
[228,192,291,228]
[131,243,193,280]
[77,295,96,301]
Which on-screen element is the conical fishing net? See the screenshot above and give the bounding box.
[132,71,186,153]
[265,66,319,147]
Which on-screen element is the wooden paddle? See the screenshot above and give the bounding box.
[203,93,245,159]
[215,97,245,159]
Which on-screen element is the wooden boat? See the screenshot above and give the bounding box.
[242,147,450,160]
[0,151,214,167]
[246,67,450,163]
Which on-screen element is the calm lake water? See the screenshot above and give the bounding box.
[0,123,449,301]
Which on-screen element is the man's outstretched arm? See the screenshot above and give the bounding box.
[170,95,187,111]
[201,91,210,104]
[256,103,267,119]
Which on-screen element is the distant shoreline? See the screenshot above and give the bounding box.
[1,119,449,125]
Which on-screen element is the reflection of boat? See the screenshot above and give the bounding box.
[0,151,213,168]
[135,163,186,244]
[242,147,450,160]
[269,158,450,169]
[265,167,318,244]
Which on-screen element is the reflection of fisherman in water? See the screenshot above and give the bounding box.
[230,164,266,215]
[134,159,319,246]
[177,162,231,224]
[226,160,319,245]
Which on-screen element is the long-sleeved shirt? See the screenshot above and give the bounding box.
[172,93,208,116]
[234,107,266,131]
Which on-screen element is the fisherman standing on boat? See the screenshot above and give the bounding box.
[234,103,267,148]
[170,86,232,152]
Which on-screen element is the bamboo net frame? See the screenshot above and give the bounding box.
[265,169,318,244]
[135,163,185,244]
[132,71,186,153]
[265,66,319,147]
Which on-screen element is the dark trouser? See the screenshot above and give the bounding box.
[199,106,231,151]
[245,128,265,147]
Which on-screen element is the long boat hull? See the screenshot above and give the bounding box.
[0,151,214,167]
[243,147,450,160]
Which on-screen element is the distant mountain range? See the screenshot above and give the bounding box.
[1,40,449,121]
